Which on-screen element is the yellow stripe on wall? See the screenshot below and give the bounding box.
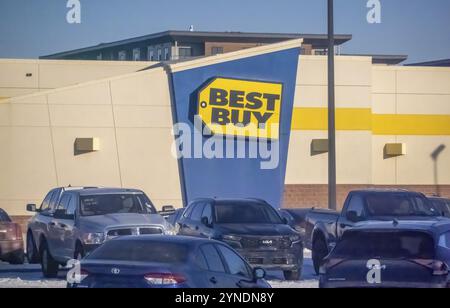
[291,107,450,136]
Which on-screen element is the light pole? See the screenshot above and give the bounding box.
[328,0,337,210]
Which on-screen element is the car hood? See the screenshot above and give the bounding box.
[79,213,170,232]
[216,223,296,236]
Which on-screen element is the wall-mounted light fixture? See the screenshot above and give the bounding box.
[74,138,100,155]
[384,143,406,158]
[311,139,329,155]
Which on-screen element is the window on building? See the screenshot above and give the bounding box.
[118,50,127,61]
[157,48,162,61]
[147,47,154,61]
[133,48,141,61]
[96,53,102,60]
[211,47,224,56]
[178,47,192,59]
[164,47,170,61]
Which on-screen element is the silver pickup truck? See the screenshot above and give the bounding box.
[26,187,176,278]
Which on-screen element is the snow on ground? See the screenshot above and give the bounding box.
[0,250,318,288]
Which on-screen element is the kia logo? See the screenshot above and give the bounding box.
[111,268,121,275]
[262,240,273,245]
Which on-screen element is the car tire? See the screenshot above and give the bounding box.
[312,236,328,275]
[40,242,59,278]
[8,251,25,265]
[283,253,304,281]
[26,232,39,264]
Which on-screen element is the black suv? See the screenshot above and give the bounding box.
[177,198,304,280]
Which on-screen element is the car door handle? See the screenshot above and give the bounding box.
[209,277,217,284]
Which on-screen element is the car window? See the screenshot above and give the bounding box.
[0,209,11,222]
[183,204,195,218]
[215,202,283,224]
[57,194,72,212]
[87,240,189,263]
[201,203,213,225]
[217,245,251,278]
[48,189,61,212]
[40,190,54,212]
[200,244,226,273]
[191,203,206,222]
[365,193,438,217]
[79,194,152,217]
[333,231,435,259]
[195,251,209,270]
[66,195,77,216]
[439,232,450,249]
[346,195,365,218]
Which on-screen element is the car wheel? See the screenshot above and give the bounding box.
[283,253,304,281]
[8,251,25,265]
[312,236,328,275]
[26,232,39,264]
[40,242,59,278]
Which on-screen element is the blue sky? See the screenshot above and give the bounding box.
[0,0,449,63]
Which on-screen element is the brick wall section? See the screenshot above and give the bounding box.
[283,184,450,210]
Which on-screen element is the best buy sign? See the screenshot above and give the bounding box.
[197,78,283,139]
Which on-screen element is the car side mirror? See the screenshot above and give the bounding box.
[26,204,37,212]
[162,205,175,213]
[282,217,289,225]
[201,217,212,228]
[253,268,266,280]
[346,210,361,223]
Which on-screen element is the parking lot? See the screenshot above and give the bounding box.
[0,251,317,289]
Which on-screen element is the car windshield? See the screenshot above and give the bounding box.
[215,202,283,224]
[86,240,189,263]
[365,194,439,217]
[80,194,156,217]
[430,199,450,217]
[332,231,435,259]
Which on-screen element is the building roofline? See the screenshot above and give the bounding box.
[342,53,408,65]
[405,58,450,67]
[40,30,352,59]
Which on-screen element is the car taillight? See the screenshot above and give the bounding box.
[144,273,186,285]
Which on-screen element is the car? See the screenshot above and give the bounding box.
[26,187,176,278]
[319,220,450,288]
[69,235,271,289]
[428,196,450,218]
[177,198,303,281]
[295,189,444,274]
[0,209,24,264]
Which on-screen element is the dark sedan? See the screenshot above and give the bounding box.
[0,209,24,264]
[319,220,450,288]
[70,236,270,289]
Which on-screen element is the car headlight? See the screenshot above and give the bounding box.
[82,233,105,245]
[222,235,242,242]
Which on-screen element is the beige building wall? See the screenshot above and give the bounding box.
[286,57,450,188]
[0,68,182,216]
[0,59,154,100]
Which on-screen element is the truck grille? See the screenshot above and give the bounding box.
[106,226,163,239]
[240,236,291,249]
